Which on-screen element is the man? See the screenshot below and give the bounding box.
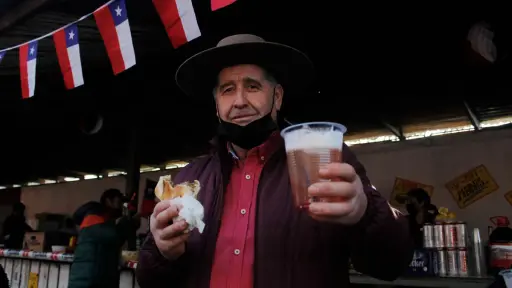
[136,34,414,287]
[405,188,439,248]
[2,202,33,249]
[68,189,126,288]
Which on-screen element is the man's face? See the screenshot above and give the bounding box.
[406,197,424,209]
[214,64,283,126]
[106,196,123,216]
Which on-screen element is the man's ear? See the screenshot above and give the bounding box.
[274,84,284,111]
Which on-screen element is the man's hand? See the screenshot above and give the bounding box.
[150,200,190,260]
[308,163,368,225]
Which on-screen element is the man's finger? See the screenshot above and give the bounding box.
[319,163,357,182]
[153,200,171,217]
[160,220,189,240]
[308,201,356,217]
[308,181,356,198]
[155,204,180,229]
[161,233,190,251]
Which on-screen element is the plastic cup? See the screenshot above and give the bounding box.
[280,122,347,209]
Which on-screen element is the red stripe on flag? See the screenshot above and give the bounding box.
[19,44,29,99]
[211,0,236,11]
[94,6,125,75]
[53,29,75,89]
[153,0,187,49]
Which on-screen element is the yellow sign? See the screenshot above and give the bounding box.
[390,177,434,207]
[504,190,512,206]
[445,165,499,209]
[28,272,38,288]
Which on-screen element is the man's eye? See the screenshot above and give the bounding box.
[247,85,259,91]
[223,87,234,93]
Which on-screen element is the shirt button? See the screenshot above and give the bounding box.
[234,249,241,255]
[260,156,265,161]
[245,174,251,180]
[241,209,247,215]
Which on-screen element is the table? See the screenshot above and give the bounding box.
[0,249,138,288]
[1,249,495,288]
[350,273,494,288]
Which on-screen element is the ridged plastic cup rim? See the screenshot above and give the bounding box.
[280,121,347,138]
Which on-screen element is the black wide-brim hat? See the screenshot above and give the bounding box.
[175,34,316,100]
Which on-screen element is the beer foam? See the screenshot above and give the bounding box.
[283,129,343,151]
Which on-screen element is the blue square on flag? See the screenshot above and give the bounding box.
[0,51,5,63]
[109,0,128,26]
[27,41,38,61]
[64,24,79,48]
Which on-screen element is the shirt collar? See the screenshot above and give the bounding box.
[227,131,283,162]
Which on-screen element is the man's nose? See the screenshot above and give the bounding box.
[232,88,248,108]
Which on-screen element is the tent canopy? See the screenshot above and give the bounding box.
[0,0,511,185]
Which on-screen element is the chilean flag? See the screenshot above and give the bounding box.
[19,41,38,99]
[53,24,84,89]
[211,0,236,11]
[153,0,201,49]
[0,51,5,64]
[94,0,136,75]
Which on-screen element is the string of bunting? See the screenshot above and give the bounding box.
[0,0,236,99]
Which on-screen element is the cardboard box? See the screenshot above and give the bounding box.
[23,232,45,252]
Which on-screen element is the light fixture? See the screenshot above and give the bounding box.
[84,174,98,180]
[165,161,189,169]
[108,171,126,177]
[64,177,80,182]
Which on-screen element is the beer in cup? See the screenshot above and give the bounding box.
[280,122,346,209]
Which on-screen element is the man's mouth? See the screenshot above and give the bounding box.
[232,114,256,121]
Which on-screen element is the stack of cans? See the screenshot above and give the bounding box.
[423,221,469,277]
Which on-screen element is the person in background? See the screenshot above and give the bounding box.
[2,202,33,249]
[68,189,127,288]
[0,262,9,288]
[405,188,439,248]
[116,202,141,251]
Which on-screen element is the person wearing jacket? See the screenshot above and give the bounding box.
[2,202,33,249]
[136,34,414,288]
[68,189,126,288]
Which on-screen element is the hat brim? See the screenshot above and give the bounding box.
[175,42,316,99]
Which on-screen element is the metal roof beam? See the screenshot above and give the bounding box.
[463,101,481,131]
[382,121,405,141]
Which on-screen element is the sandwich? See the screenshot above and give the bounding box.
[154,175,200,201]
[154,175,205,233]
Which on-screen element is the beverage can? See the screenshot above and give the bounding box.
[446,248,458,277]
[455,221,468,248]
[435,248,447,277]
[423,223,434,248]
[444,221,457,248]
[434,222,445,248]
[457,248,469,277]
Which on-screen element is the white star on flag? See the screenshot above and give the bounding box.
[30,47,35,55]
[115,6,122,16]
[0,55,3,60]
[69,30,75,40]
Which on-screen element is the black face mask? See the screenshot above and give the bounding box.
[216,87,279,150]
[217,111,277,150]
